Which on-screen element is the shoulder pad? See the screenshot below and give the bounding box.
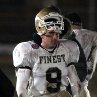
[13,41,32,67]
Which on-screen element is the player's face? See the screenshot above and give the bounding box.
[41,30,59,49]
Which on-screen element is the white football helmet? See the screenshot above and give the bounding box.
[35,6,64,35]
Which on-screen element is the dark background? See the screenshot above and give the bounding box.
[0,0,97,97]
[0,0,97,44]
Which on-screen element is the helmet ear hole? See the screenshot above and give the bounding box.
[37,27,40,29]
[36,26,46,35]
[36,27,41,33]
[37,27,41,31]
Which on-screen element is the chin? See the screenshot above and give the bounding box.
[50,44,56,48]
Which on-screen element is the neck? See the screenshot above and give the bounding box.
[41,43,57,53]
[41,43,56,49]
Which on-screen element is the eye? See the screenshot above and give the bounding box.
[49,31,55,34]
[46,24,54,29]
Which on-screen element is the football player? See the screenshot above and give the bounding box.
[13,6,81,97]
[61,12,97,97]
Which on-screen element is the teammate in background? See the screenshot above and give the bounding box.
[61,12,97,97]
[13,6,81,97]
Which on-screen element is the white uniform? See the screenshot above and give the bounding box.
[73,29,97,83]
[13,40,80,97]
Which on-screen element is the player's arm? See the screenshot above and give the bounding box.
[13,42,32,97]
[68,65,80,97]
[86,46,97,81]
[66,41,80,97]
[15,68,31,97]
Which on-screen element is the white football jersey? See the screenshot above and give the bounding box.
[13,39,80,97]
[73,29,97,83]
[73,29,97,61]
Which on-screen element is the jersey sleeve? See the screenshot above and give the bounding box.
[68,65,80,97]
[65,40,80,65]
[13,42,33,68]
[93,32,97,46]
